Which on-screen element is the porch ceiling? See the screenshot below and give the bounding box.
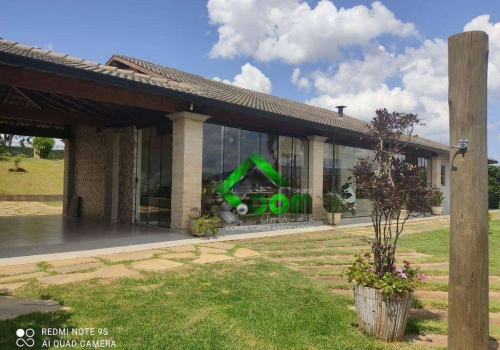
[0,82,179,138]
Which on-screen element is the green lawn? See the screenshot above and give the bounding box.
[2,260,406,350]
[3,217,499,349]
[398,220,500,275]
[0,157,63,195]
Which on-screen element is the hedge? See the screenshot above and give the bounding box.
[0,146,64,159]
[489,165,500,210]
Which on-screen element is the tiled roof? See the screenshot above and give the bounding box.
[0,38,200,95]
[110,54,450,152]
[0,38,449,152]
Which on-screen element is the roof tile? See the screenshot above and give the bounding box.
[0,38,449,152]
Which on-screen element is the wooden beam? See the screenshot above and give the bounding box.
[0,123,72,139]
[448,31,489,349]
[0,64,190,112]
[0,104,127,128]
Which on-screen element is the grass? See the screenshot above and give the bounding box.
[3,217,499,348]
[2,260,412,350]
[0,157,63,195]
[398,219,500,275]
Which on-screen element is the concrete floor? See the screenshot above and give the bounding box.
[0,207,449,263]
[0,214,187,259]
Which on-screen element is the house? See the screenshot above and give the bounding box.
[0,38,453,232]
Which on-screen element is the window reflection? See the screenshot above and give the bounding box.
[202,124,310,225]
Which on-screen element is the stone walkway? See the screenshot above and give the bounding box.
[0,242,261,290]
[0,201,62,217]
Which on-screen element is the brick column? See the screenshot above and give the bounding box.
[308,135,328,220]
[62,139,75,216]
[168,112,210,231]
[431,156,441,188]
[104,129,120,223]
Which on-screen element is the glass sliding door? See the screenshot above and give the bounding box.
[138,126,172,228]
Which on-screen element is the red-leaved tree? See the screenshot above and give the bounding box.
[352,109,434,277]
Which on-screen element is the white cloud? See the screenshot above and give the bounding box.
[43,43,54,51]
[207,0,417,64]
[291,68,311,91]
[463,14,500,98]
[208,8,500,146]
[213,63,272,94]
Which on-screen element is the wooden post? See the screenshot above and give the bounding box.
[448,31,489,349]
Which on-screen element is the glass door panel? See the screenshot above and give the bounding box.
[138,126,173,228]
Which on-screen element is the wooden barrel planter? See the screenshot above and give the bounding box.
[353,284,412,341]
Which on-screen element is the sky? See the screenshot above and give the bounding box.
[1,0,499,158]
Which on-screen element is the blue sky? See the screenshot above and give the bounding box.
[1,0,499,158]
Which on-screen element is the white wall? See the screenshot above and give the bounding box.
[439,154,451,215]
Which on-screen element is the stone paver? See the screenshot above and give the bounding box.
[0,296,61,320]
[49,257,99,267]
[0,263,39,276]
[50,262,104,274]
[192,254,234,264]
[131,259,183,272]
[167,245,196,252]
[37,265,138,285]
[158,252,197,259]
[200,242,235,250]
[100,249,166,263]
[0,271,47,283]
[233,248,261,258]
[0,282,28,293]
[198,247,228,254]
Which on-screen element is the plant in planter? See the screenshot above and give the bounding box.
[345,108,433,341]
[188,207,221,237]
[321,192,346,225]
[343,254,426,341]
[431,189,445,215]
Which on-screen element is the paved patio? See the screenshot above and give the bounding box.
[0,201,451,267]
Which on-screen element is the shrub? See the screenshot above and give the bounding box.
[32,137,55,159]
[489,165,500,209]
[13,154,25,171]
[350,109,434,278]
[0,146,10,160]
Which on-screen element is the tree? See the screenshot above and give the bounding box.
[351,109,434,277]
[489,165,500,209]
[32,137,55,159]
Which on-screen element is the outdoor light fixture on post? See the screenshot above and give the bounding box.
[448,31,489,349]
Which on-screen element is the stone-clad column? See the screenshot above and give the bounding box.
[62,139,75,216]
[431,156,441,188]
[168,112,210,231]
[104,128,120,223]
[308,135,328,220]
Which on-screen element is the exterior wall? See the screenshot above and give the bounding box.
[308,136,327,220]
[74,126,107,220]
[62,139,75,216]
[169,112,209,231]
[72,125,138,223]
[118,126,137,223]
[440,155,451,214]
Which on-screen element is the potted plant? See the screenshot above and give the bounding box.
[188,207,221,237]
[431,189,445,215]
[321,192,346,225]
[343,254,426,341]
[344,109,433,341]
